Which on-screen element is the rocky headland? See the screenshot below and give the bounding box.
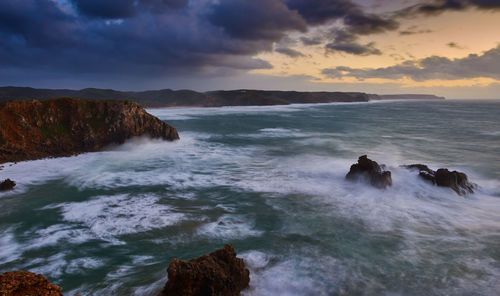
[0,87,445,108]
[0,98,179,164]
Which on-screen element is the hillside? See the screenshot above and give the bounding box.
[0,87,444,108]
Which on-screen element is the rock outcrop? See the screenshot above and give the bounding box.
[0,98,179,164]
[0,271,63,296]
[404,164,476,195]
[0,179,15,191]
[159,244,250,296]
[346,155,392,189]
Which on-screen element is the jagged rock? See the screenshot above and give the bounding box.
[159,244,250,296]
[0,98,179,164]
[0,179,15,191]
[404,164,476,195]
[346,155,392,189]
[0,271,63,296]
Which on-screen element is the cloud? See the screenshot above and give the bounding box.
[399,26,433,35]
[285,0,357,25]
[70,0,189,19]
[325,30,382,55]
[396,0,500,17]
[447,42,466,49]
[2,0,496,89]
[71,0,137,19]
[300,36,323,45]
[322,44,500,81]
[207,0,306,40]
[275,47,305,57]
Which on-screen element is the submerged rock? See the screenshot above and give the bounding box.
[0,179,15,191]
[346,155,392,189]
[404,164,475,195]
[0,271,63,296]
[159,244,250,296]
[0,98,179,164]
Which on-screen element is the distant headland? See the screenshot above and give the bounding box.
[0,87,444,108]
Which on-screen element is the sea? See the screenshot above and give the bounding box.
[1,99,499,295]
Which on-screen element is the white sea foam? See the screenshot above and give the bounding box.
[51,194,185,244]
[197,214,262,239]
[27,224,94,249]
[65,257,106,274]
[0,228,22,264]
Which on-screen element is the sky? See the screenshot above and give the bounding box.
[1,0,500,98]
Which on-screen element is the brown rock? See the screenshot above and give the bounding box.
[0,179,15,191]
[435,168,475,195]
[0,98,179,164]
[404,164,476,195]
[346,155,392,189]
[0,271,63,296]
[159,244,250,296]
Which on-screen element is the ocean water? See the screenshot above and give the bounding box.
[1,99,500,295]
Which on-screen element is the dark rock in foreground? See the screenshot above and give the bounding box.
[0,179,15,191]
[0,271,63,296]
[0,98,179,164]
[346,155,392,189]
[159,244,250,296]
[404,164,476,195]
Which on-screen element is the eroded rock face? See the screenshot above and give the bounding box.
[346,155,392,189]
[404,164,476,195]
[0,271,63,296]
[0,98,179,164]
[159,244,250,296]
[0,179,15,191]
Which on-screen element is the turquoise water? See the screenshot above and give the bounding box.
[1,100,500,295]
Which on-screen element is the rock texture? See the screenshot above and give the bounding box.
[159,244,250,296]
[0,271,63,296]
[346,155,392,189]
[0,179,15,191]
[0,98,179,164]
[404,164,476,195]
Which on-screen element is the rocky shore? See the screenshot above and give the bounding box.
[346,155,476,195]
[0,98,179,164]
[0,244,249,296]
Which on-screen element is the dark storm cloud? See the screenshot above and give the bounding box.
[4,0,493,88]
[286,0,399,55]
[322,44,500,81]
[0,0,78,47]
[343,12,399,35]
[300,36,323,46]
[207,0,306,40]
[275,47,305,57]
[325,30,382,56]
[71,0,137,19]
[285,0,357,25]
[397,0,500,17]
[70,0,189,19]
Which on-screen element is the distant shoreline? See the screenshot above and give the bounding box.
[0,86,444,109]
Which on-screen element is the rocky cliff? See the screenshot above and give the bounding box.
[0,98,179,164]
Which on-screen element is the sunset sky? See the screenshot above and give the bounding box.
[1,0,500,98]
